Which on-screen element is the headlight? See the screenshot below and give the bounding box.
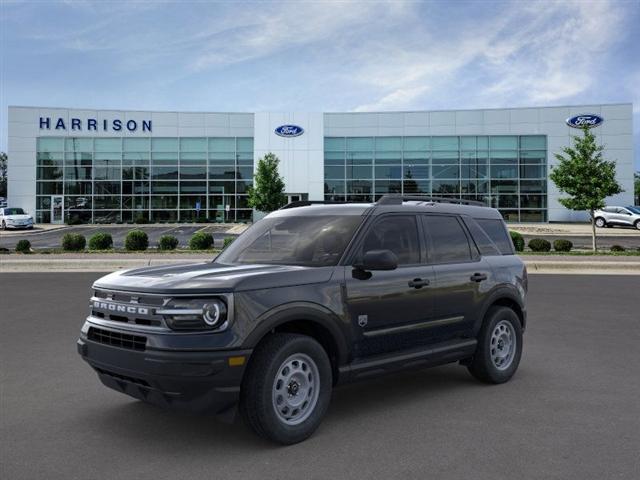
[157,298,228,331]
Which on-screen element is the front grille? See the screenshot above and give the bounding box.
[88,327,147,351]
[90,289,166,328]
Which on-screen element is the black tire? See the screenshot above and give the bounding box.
[240,333,332,445]
[635,220,640,230]
[467,306,523,384]
[1,221,5,230]
[594,217,606,228]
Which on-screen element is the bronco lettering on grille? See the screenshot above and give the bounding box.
[92,301,149,315]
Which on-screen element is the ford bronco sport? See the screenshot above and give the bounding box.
[78,195,527,444]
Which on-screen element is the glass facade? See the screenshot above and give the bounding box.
[324,135,547,222]
[35,137,254,223]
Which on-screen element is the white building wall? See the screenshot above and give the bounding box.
[253,112,324,201]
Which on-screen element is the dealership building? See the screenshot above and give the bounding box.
[6,103,634,224]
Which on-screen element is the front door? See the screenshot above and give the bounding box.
[51,195,64,224]
[344,214,435,357]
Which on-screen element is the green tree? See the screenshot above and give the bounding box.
[634,172,640,205]
[549,128,623,251]
[0,152,7,198]
[247,152,287,213]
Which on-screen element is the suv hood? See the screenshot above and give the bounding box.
[93,261,335,294]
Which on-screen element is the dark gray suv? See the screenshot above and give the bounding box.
[78,195,527,444]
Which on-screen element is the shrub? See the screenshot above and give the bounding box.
[223,237,235,248]
[528,238,551,252]
[88,232,113,250]
[189,231,214,250]
[15,239,31,253]
[610,244,625,252]
[125,230,149,251]
[134,215,149,224]
[553,239,573,252]
[62,233,86,252]
[509,231,525,252]
[158,235,179,250]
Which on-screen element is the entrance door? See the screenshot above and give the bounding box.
[51,195,64,224]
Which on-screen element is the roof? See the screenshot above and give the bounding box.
[270,196,503,220]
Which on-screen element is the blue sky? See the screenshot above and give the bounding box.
[1,0,639,168]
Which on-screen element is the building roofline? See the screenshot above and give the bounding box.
[7,102,633,115]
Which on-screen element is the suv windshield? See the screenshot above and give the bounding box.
[216,215,363,267]
[627,206,640,214]
[3,208,25,215]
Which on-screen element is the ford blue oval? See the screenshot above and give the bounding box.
[566,114,604,129]
[275,125,304,137]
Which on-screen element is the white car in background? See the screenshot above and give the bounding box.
[594,206,640,230]
[0,207,35,230]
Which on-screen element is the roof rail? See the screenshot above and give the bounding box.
[279,200,350,210]
[376,194,487,207]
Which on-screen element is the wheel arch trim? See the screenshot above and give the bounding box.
[242,302,350,366]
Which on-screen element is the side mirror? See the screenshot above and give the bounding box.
[354,249,398,271]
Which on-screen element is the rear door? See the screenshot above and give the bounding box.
[343,214,436,357]
[421,214,491,341]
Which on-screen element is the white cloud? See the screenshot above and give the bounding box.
[351,0,632,111]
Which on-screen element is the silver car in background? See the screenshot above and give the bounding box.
[594,206,640,230]
[0,207,35,230]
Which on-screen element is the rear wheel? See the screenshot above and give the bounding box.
[595,217,606,228]
[468,306,522,384]
[1,221,5,230]
[240,333,332,444]
[635,220,640,230]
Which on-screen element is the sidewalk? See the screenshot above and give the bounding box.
[2,253,639,274]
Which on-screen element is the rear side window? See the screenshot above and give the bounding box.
[476,218,513,254]
[464,218,501,256]
[423,215,473,264]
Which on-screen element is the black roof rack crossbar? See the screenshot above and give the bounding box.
[280,200,350,210]
[376,195,487,207]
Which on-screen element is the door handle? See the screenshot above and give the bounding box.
[470,272,488,282]
[408,278,430,289]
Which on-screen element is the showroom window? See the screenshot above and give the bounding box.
[324,135,547,222]
[35,136,254,224]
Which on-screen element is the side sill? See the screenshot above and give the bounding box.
[337,338,477,383]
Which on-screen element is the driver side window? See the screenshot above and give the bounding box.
[359,215,420,265]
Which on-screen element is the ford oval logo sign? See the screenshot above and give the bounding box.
[275,125,304,137]
[566,114,604,129]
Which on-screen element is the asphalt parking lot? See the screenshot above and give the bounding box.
[1,273,639,480]
[0,225,239,250]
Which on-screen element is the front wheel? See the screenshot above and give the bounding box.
[635,220,640,230]
[1,221,5,230]
[240,333,332,444]
[594,217,606,228]
[467,306,523,384]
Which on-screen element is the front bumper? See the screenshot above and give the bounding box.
[77,327,251,415]
[4,223,33,229]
